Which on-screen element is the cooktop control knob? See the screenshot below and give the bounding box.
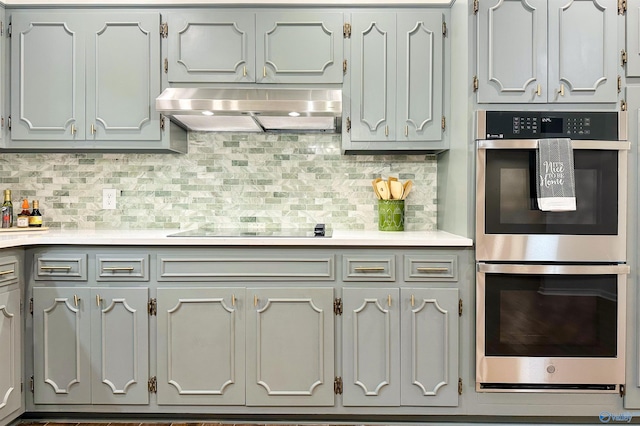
[547,365,556,374]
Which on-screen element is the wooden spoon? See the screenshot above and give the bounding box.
[402,180,413,199]
[375,180,390,200]
[371,179,382,199]
[389,180,404,200]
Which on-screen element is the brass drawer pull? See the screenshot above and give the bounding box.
[354,267,386,272]
[232,294,236,306]
[102,267,135,271]
[411,294,415,307]
[73,294,80,307]
[41,266,72,271]
[96,295,102,306]
[388,294,391,307]
[0,269,14,276]
[416,267,450,273]
[254,295,258,307]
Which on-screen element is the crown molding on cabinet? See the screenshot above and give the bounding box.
[3,0,455,5]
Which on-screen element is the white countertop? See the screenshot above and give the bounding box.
[0,228,473,249]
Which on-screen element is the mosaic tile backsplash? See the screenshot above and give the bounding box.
[0,132,438,231]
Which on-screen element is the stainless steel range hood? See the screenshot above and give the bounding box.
[156,88,342,133]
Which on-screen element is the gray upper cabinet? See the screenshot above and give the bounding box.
[627,0,640,76]
[477,0,618,103]
[166,12,256,83]
[345,11,448,152]
[166,10,343,84]
[7,11,184,151]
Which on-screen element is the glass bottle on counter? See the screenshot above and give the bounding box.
[29,200,42,227]
[1,189,13,228]
[17,199,30,228]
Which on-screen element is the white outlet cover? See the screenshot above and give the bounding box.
[103,189,117,210]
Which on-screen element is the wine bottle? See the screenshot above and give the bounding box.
[29,200,42,228]
[1,190,13,228]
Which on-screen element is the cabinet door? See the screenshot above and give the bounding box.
[246,287,334,406]
[396,12,444,142]
[350,13,396,142]
[90,287,149,404]
[628,0,640,76]
[342,288,400,407]
[156,287,246,405]
[400,288,458,407]
[256,12,343,83]
[33,287,91,404]
[548,0,618,103]
[85,13,161,141]
[476,0,547,103]
[10,13,86,140]
[0,289,21,420]
[166,12,255,83]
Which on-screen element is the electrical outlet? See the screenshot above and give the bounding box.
[103,189,117,210]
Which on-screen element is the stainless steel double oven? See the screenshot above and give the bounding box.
[475,110,630,393]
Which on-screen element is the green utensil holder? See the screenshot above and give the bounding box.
[378,199,405,231]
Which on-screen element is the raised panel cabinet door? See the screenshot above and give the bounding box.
[548,0,618,103]
[396,12,444,142]
[350,13,396,142]
[628,0,640,76]
[256,12,343,83]
[0,290,21,420]
[246,287,334,406]
[85,13,161,141]
[342,288,400,407]
[90,288,149,404]
[10,13,86,140]
[166,12,256,83]
[156,287,245,406]
[476,0,548,103]
[33,287,91,404]
[400,288,459,407]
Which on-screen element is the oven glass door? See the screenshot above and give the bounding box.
[484,272,617,357]
[484,148,618,235]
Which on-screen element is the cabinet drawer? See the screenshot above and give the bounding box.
[158,255,335,281]
[96,254,150,281]
[404,256,457,282]
[34,254,87,281]
[342,256,395,281]
[0,255,19,286]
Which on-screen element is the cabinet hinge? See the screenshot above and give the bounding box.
[1,117,4,129]
[621,99,628,111]
[148,298,157,316]
[343,22,351,39]
[333,298,343,316]
[29,297,33,315]
[618,0,627,14]
[20,381,23,393]
[619,384,626,397]
[441,116,446,131]
[343,59,348,74]
[334,376,343,395]
[442,21,447,36]
[148,376,157,393]
[473,76,479,92]
[622,49,628,66]
[164,58,169,74]
[29,376,34,393]
[473,0,479,14]
[618,75,622,93]
[7,23,10,38]
[160,22,168,38]
[1,21,4,37]
[346,117,351,133]
[458,298,463,316]
[458,378,463,395]
[160,115,166,131]
[7,116,11,131]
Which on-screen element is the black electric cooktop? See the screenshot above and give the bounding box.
[167,224,331,238]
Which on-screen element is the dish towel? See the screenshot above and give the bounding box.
[536,138,576,212]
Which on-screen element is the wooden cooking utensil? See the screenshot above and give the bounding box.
[375,179,390,200]
[389,180,404,200]
[371,180,382,199]
[402,180,413,199]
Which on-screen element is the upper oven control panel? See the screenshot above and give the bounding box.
[477,111,622,141]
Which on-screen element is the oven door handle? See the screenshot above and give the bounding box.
[477,140,630,150]
[477,263,630,275]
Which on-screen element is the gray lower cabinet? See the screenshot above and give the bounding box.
[165,10,343,84]
[344,11,448,153]
[342,287,459,407]
[0,289,21,424]
[8,11,185,152]
[32,286,149,404]
[476,0,618,103]
[628,0,640,76]
[246,287,335,406]
[156,287,246,405]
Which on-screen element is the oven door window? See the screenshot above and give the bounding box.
[484,273,618,357]
[484,149,618,235]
